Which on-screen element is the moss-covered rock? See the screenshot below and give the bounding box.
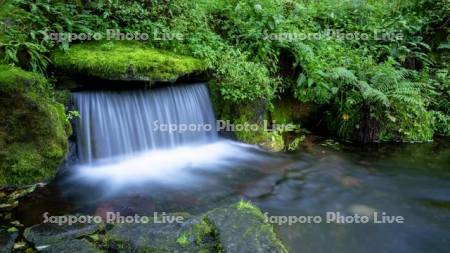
[104,201,287,253]
[51,41,207,82]
[271,96,322,127]
[16,202,287,252]
[0,65,70,185]
[105,214,218,253]
[205,201,288,253]
[231,101,285,152]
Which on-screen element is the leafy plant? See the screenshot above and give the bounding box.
[1,0,447,143]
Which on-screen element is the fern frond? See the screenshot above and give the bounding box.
[357,81,390,106]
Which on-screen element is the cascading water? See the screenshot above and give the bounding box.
[65,82,281,202]
[72,83,218,164]
[17,80,450,253]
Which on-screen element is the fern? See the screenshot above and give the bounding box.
[357,81,390,106]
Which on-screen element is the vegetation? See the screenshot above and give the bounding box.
[51,41,207,81]
[0,64,70,185]
[0,0,448,180]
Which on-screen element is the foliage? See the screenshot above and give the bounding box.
[0,0,51,73]
[1,0,448,142]
[51,40,207,81]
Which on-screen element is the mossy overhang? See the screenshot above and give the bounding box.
[51,41,208,82]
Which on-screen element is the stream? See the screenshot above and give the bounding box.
[15,137,450,253]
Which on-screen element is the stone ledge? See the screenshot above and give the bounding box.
[51,41,208,83]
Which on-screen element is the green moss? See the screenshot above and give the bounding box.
[0,65,70,185]
[192,219,214,245]
[202,202,288,253]
[236,199,258,211]
[234,202,288,253]
[51,41,207,81]
[176,233,189,247]
[233,103,284,151]
[235,200,267,222]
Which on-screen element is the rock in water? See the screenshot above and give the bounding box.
[24,223,99,245]
[0,226,18,253]
[20,202,288,253]
[35,240,100,253]
[205,202,288,253]
[106,202,287,253]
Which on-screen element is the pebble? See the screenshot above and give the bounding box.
[13,241,26,249]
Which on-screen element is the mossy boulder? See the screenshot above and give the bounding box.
[105,214,218,253]
[51,41,208,82]
[0,65,70,185]
[16,202,287,252]
[232,101,285,152]
[104,201,287,253]
[205,201,288,253]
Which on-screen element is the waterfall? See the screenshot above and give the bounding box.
[72,83,217,164]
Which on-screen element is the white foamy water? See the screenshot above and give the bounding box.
[71,140,267,188]
[69,83,280,193]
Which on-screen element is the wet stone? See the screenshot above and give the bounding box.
[243,175,281,198]
[0,226,18,253]
[205,203,288,253]
[105,216,208,253]
[35,239,101,253]
[24,223,100,246]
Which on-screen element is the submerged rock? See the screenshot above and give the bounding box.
[24,223,99,247]
[35,239,100,253]
[51,41,207,82]
[242,174,282,198]
[348,204,378,219]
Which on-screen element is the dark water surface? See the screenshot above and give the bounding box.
[16,138,450,253]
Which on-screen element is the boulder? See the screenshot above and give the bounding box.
[105,215,217,253]
[0,65,70,185]
[24,223,99,246]
[105,202,287,253]
[18,202,287,253]
[205,201,288,253]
